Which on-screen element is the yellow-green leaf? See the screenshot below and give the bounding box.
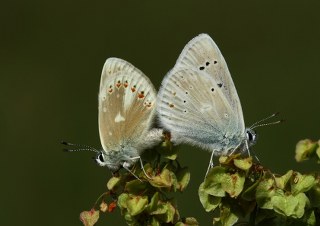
[126,195,148,216]
[80,209,99,226]
[234,157,253,171]
[107,177,121,190]
[198,182,221,212]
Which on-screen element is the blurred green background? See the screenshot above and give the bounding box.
[1,0,320,225]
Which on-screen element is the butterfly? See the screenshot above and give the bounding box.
[157,34,279,176]
[64,58,162,179]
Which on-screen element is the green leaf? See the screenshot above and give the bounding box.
[162,202,176,223]
[219,156,229,164]
[256,178,276,209]
[175,167,191,191]
[291,173,315,195]
[118,193,129,209]
[295,139,319,162]
[124,179,148,194]
[149,202,168,215]
[80,209,99,226]
[107,176,121,190]
[146,192,159,213]
[184,217,199,225]
[316,141,320,162]
[150,217,161,226]
[157,140,178,160]
[123,210,134,223]
[222,171,245,197]
[234,157,253,171]
[219,154,241,165]
[175,217,199,226]
[204,166,245,198]
[126,195,148,216]
[199,182,221,212]
[149,168,173,188]
[274,170,293,190]
[242,176,261,201]
[304,210,316,226]
[271,192,308,218]
[203,167,227,197]
[308,181,320,208]
[150,202,175,223]
[139,163,154,178]
[220,205,239,226]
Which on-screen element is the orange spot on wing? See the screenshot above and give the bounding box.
[131,85,136,92]
[124,81,128,88]
[138,91,145,99]
[108,88,113,93]
[116,81,122,88]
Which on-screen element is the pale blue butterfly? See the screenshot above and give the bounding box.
[157,34,279,176]
[64,58,162,179]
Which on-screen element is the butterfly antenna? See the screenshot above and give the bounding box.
[61,140,99,153]
[250,119,284,130]
[249,112,282,129]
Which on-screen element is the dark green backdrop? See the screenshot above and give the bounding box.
[1,1,320,225]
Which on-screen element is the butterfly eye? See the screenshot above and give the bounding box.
[246,129,258,146]
[98,153,105,162]
[95,153,106,166]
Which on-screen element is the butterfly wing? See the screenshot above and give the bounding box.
[158,34,245,152]
[174,33,245,132]
[99,58,157,153]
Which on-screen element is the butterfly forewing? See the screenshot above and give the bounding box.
[99,58,157,152]
[174,34,245,133]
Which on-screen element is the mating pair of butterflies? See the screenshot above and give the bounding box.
[70,34,264,176]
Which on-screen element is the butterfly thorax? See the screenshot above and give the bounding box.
[211,131,246,155]
[207,128,257,156]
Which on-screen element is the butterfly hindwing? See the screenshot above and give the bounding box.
[159,68,238,151]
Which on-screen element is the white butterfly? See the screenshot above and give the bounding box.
[65,58,162,178]
[157,34,260,175]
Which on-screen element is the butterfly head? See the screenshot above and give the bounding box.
[94,151,123,171]
[245,128,258,147]
[95,146,140,171]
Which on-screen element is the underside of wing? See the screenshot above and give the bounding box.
[158,68,242,151]
[173,34,245,132]
[99,58,157,152]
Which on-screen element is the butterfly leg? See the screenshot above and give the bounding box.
[245,140,251,157]
[205,151,216,178]
[122,162,142,182]
[228,141,242,156]
[253,152,260,162]
[249,148,261,163]
[244,140,260,162]
[130,156,152,180]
